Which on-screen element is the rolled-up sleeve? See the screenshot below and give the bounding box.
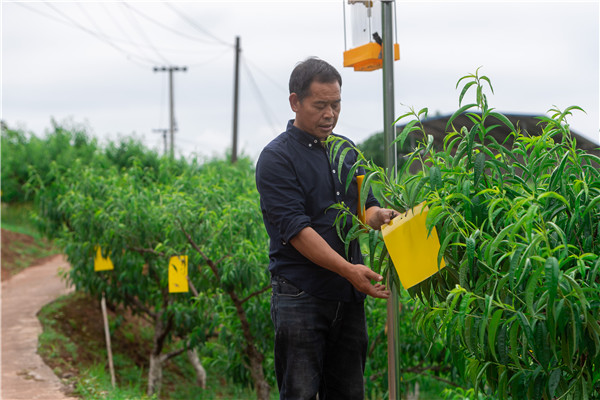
[256,147,310,243]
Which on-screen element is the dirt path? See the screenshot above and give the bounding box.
[1,254,78,400]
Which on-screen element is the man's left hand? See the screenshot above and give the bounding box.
[365,206,399,230]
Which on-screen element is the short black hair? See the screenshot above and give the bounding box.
[289,57,342,102]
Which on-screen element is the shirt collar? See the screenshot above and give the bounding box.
[286,119,325,149]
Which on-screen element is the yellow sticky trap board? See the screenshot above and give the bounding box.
[94,247,114,271]
[169,255,189,293]
[381,202,446,289]
[357,174,366,224]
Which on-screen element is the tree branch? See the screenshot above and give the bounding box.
[187,276,200,297]
[178,222,220,281]
[128,246,165,257]
[162,346,188,362]
[240,285,271,304]
[125,294,157,319]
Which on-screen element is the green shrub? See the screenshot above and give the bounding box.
[332,69,600,399]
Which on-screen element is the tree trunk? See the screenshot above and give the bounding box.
[147,311,171,397]
[229,290,270,400]
[247,343,270,400]
[187,348,207,389]
[148,352,164,398]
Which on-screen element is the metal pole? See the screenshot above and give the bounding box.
[231,36,241,163]
[382,1,401,399]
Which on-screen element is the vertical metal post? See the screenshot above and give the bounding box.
[382,1,401,399]
[169,67,175,159]
[231,36,241,163]
[382,0,396,177]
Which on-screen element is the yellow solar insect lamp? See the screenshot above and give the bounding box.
[343,0,400,71]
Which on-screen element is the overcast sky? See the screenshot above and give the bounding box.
[2,1,599,162]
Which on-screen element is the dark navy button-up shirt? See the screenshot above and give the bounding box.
[255,120,379,302]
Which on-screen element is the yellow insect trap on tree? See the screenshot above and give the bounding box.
[169,255,189,293]
[381,202,445,289]
[94,247,114,271]
[343,0,400,71]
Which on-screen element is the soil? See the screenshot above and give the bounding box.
[1,228,58,282]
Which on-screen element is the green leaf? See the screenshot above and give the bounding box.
[497,322,509,366]
[516,311,534,349]
[533,320,549,370]
[489,111,515,133]
[430,165,442,190]
[549,151,569,191]
[466,237,476,271]
[474,152,485,187]
[537,191,570,208]
[545,257,559,311]
[458,291,473,329]
[525,264,543,317]
[548,368,562,398]
[488,308,503,361]
[344,162,362,193]
[394,120,420,149]
[480,75,494,94]
[337,146,352,183]
[458,81,477,106]
[446,103,478,131]
[508,320,521,367]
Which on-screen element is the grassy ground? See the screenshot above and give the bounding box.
[37,292,265,399]
[1,202,59,280]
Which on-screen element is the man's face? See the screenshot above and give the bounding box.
[290,80,341,141]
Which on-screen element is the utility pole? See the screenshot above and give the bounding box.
[381,1,401,399]
[231,36,241,163]
[154,66,187,158]
[152,128,168,156]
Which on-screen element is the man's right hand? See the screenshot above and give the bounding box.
[290,227,390,299]
[343,263,390,299]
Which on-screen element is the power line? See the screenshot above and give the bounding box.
[123,2,229,47]
[164,3,233,48]
[241,55,281,135]
[243,57,288,95]
[79,2,170,65]
[17,3,223,68]
[36,3,159,68]
[186,47,232,68]
[119,2,172,65]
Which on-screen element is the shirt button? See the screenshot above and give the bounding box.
[336,191,340,196]
[308,143,312,147]
[314,139,318,143]
[332,169,336,174]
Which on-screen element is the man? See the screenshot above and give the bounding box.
[255,57,396,400]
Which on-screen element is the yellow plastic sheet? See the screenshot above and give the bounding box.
[94,247,114,271]
[381,202,445,289]
[169,255,189,293]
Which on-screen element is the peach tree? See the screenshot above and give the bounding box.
[331,70,600,399]
[32,157,273,399]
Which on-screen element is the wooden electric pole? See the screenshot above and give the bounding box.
[154,66,187,158]
[231,36,241,163]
